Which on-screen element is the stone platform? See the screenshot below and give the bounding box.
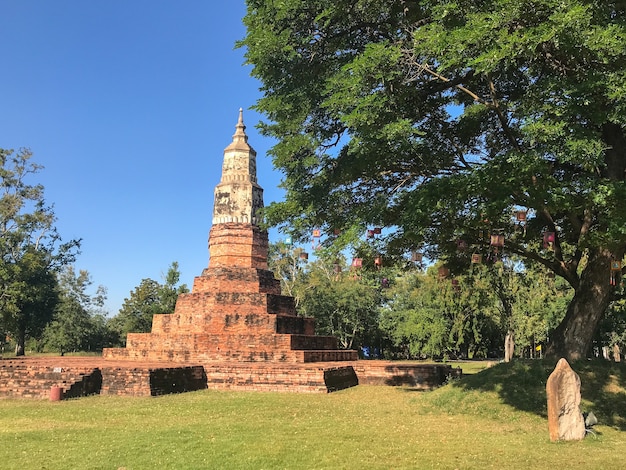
[0,356,460,399]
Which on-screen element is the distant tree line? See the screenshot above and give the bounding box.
[269,239,626,361]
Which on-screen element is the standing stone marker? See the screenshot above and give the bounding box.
[546,358,586,441]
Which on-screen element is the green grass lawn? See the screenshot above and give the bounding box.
[1,359,624,469]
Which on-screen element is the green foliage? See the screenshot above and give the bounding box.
[0,148,80,355]
[42,267,113,354]
[241,0,626,359]
[269,242,383,349]
[108,262,189,343]
[382,265,502,359]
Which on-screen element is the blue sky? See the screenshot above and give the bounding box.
[0,1,284,314]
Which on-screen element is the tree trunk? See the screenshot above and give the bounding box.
[546,248,618,361]
[504,330,515,362]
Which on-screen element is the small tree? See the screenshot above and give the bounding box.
[42,267,108,355]
[294,254,382,350]
[109,262,188,343]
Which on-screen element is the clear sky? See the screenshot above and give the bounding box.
[0,1,284,314]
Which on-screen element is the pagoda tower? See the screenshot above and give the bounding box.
[103,110,358,391]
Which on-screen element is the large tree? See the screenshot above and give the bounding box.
[0,148,79,355]
[240,0,626,360]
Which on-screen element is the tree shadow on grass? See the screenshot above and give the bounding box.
[450,359,626,431]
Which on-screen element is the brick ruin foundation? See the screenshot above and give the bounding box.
[0,110,461,399]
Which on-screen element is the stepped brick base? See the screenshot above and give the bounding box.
[0,358,208,399]
[354,361,462,389]
[102,225,359,370]
[0,357,460,399]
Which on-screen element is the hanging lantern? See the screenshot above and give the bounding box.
[366,229,375,239]
[299,251,309,261]
[457,239,468,251]
[333,263,342,274]
[374,256,382,269]
[438,266,450,279]
[543,232,555,250]
[352,258,363,268]
[381,277,390,288]
[610,260,622,286]
[411,251,423,263]
[490,234,505,247]
[515,210,528,236]
[451,278,460,292]
[284,236,292,246]
[373,227,382,235]
[312,229,321,238]
[471,253,483,264]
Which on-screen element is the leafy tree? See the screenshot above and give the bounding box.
[381,265,501,359]
[241,0,626,360]
[157,261,189,314]
[42,267,109,355]
[268,241,308,307]
[269,241,383,350]
[507,266,573,357]
[296,256,382,350]
[0,148,79,355]
[109,262,189,343]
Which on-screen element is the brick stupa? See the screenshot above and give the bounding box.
[103,110,358,392]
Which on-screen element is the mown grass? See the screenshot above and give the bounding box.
[1,359,624,469]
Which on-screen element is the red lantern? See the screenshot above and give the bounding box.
[516,210,527,222]
[352,258,363,267]
[611,260,622,286]
[373,227,382,234]
[299,251,309,261]
[471,253,482,264]
[366,229,375,239]
[543,232,555,250]
[312,229,321,238]
[490,234,504,247]
[411,251,423,263]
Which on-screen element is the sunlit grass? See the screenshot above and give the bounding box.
[1,360,624,469]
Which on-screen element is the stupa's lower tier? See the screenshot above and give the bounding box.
[103,265,358,365]
[104,332,357,363]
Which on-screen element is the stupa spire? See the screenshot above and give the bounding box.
[224,108,256,157]
[232,108,247,142]
[212,109,263,226]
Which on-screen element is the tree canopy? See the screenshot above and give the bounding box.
[240,0,626,360]
[42,267,110,355]
[0,148,80,354]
